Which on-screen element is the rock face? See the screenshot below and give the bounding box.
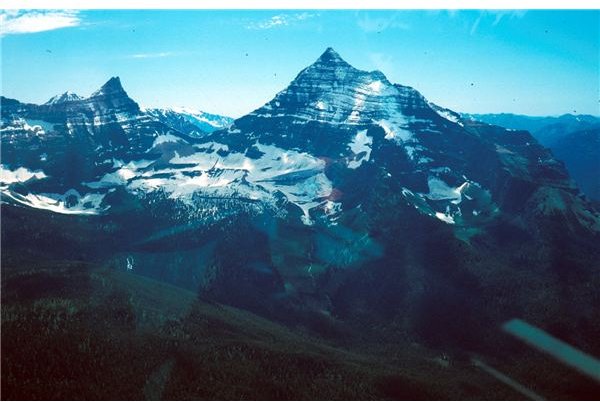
[2,49,600,351]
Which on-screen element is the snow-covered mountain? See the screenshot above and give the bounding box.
[45,91,83,105]
[204,48,598,231]
[144,107,233,137]
[2,49,598,232]
[1,79,237,218]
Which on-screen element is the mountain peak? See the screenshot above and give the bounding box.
[88,76,141,114]
[247,47,428,128]
[289,47,355,82]
[100,77,123,91]
[91,76,126,97]
[315,47,348,66]
[104,76,122,88]
[45,91,83,105]
[320,47,342,59]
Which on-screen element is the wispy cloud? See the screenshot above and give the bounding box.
[368,52,395,74]
[470,14,482,35]
[0,10,81,37]
[470,10,527,35]
[491,10,527,26]
[128,52,174,59]
[356,13,410,33]
[246,13,317,30]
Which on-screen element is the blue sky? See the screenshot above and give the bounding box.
[1,10,598,117]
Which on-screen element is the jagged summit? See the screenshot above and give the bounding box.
[40,78,127,107]
[90,76,126,97]
[45,91,83,105]
[86,76,141,114]
[103,76,123,89]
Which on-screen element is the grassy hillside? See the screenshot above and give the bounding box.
[1,253,526,400]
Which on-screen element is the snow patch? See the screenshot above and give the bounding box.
[25,119,55,133]
[429,103,464,126]
[435,212,455,224]
[2,189,106,215]
[84,160,154,188]
[425,177,469,204]
[315,100,327,110]
[152,133,187,147]
[82,141,335,225]
[367,80,384,93]
[377,119,413,142]
[347,92,366,123]
[348,130,373,169]
[0,165,47,185]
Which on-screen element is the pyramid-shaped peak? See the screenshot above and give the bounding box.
[297,47,392,86]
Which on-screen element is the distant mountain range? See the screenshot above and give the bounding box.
[464,113,600,200]
[144,107,234,137]
[2,48,599,399]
